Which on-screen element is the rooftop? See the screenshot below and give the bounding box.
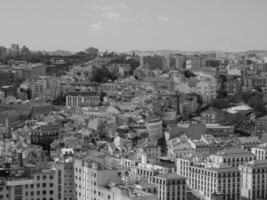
[154,173,186,180]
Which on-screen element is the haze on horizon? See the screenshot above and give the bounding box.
[0,0,267,52]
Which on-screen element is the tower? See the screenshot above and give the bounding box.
[4,112,11,138]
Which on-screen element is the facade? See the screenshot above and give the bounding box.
[145,118,163,139]
[208,149,256,168]
[0,162,63,200]
[0,46,7,60]
[201,108,225,124]
[177,158,240,200]
[0,90,4,102]
[243,72,267,97]
[10,44,19,56]
[148,173,187,200]
[31,122,60,153]
[251,143,267,160]
[196,79,217,102]
[239,160,267,200]
[74,157,123,200]
[224,78,242,96]
[205,124,234,138]
[255,115,267,138]
[66,91,101,107]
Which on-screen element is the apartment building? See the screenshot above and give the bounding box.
[74,157,123,200]
[208,149,256,168]
[251,143,267,160]
[196,79,217,102]
[0,162,63,200]
[145,118,162,139]
[255,115,267,138]
[177,158,240,200]
[239,159,267,200]
[148,173,187,200]
[66,91,101,107]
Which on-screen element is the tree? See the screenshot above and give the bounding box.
[247,95,266,116]
[90,67,118,83]
[183,70,196,78]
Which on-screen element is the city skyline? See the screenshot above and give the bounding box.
[1,0,267,52]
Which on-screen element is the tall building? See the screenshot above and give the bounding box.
[149,173,187,200]
[10,44,19,56]
[0,46,7,61]
[239,160,267,200]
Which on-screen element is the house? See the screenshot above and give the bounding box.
[201,108,225,124]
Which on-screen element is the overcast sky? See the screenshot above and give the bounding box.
[0,0,267,52]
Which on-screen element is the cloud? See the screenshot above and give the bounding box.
[89,20,104,31]
[120,18,134,23]
[105,12,120,19]
[90,5,113,11]
[158,17,171,22]
[118,3,128,9]
[89,3,127,11]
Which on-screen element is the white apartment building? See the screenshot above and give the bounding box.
[208,148,256,168]
[177,158,240,200]
[251,143,267,160]
[239,159,267,200]
[148,173,187,200]
[196,79,217,102]
[74,157,123,200]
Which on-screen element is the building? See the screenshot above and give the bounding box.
[251,143,267,160]
[148,173,187,200]
[74,156,123,200]
[177,157,240,200]
[235,136,261,151]
[0,46,7,60]
[142,55,165,70]
[10,44,19,56]
[205,124,234,138]
[255,115,267,138]
[224,77,242,96]
[243,72,267,97]
[239,159,267,200]
[208,148,256,168]
[0,90,4,102]
[201,108,225,124]
[0,160,64,200]
[196,78,217,102]
[31,122,60,154]
[66,91,101,107]
[145,118,162,139]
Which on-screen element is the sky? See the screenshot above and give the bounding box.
[0,0,267,52]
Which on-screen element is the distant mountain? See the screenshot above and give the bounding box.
[46,50,74,56]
